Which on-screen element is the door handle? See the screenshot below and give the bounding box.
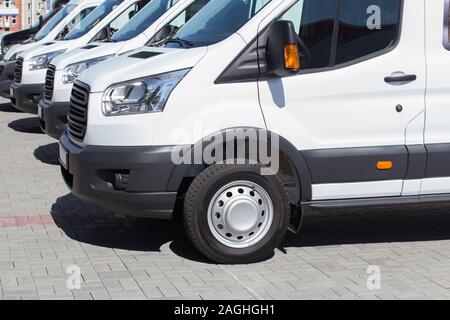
[385,72,417,85]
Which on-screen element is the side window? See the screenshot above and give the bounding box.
[59,7,96,38]
[335,0,402,65]
[167,0,209,30]
[445,0,450,50]
[278,0,401,71]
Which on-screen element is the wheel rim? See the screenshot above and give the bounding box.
[207,180,274,249]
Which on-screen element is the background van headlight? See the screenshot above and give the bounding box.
[63,55,113,84]
[29,50,66,71]
[102,69,190,116]
[8,51,22,62]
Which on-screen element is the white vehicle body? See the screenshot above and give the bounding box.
[17,0,150,87]
[3,0,101,62]
[59,0,450,263]
[49,0,207,106]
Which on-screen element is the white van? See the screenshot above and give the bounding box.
[59,0,447,263]
[10,0,151,114]
[40,0,209,139]
[0,0,100,98]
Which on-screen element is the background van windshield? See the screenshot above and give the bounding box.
[167,0,271,48]
[33,4,76,41]
[65,0,125,40]
[112,0,181,42]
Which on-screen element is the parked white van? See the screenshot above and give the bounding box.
[40,0,209,139]
[0,0,100,99]
[59,0,446,263]
[11,0,151,114]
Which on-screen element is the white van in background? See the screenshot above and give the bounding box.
[10,0,151,114]
[40,0,210,139]
[0,0,100,98]
[59,0,448,264]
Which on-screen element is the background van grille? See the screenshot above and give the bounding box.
[44,64,56,102]
[14,57,23,83]
[67,81,89,142]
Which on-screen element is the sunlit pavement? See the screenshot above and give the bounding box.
[1,97,450,300]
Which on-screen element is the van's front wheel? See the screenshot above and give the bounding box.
[184,164,290,264]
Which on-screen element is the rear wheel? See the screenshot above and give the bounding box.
[184,164,290,264]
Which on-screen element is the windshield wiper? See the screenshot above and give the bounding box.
[165,37,193,48]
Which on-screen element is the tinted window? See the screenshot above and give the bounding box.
[65,0,124,40]
[33,4,76,41]
[335,0,401,64]
[170,0,272,48]
[278,0,401,71]
[112,0,181,42]
[445,0,450,50]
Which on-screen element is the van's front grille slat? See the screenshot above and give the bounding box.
[44,64,56,102]
[14,57,23,84]
[67,81,89,142]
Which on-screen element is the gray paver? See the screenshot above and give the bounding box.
[1,97,450,300]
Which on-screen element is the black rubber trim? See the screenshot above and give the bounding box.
[425,143,450,178]
[405,145,427,180]
[301,145,408,184]
[10,82,44,114]
[303,193,450,213]
[59,132,182,219]
[38,98,70,140]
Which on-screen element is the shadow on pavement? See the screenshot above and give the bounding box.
[0,102,20,113]
[283,204,450,248]
[34,143,59,165]
[51,195,450,263]
[51,194,210,263]
[8,117,43,134]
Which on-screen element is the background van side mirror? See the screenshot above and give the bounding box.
[38,15,43,27]
[266,20,301,78]
[153,24,178,43]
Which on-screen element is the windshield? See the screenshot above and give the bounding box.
[112,0,180,42]
[168,0,272,48]
[65,0,125,40]
[32,7,60,28]
[33,4,76,41]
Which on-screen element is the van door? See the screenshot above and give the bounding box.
[258,0,426,201]
[421,0,450,195]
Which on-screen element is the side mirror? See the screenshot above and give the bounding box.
[153,24,178,43]
[128,10,136,19]
[266,20,301,78]
[39,15,43,26]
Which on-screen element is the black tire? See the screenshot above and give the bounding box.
[183,164,290,264]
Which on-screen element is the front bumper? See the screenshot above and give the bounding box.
[38,98,69,140]
[59,132,181,219]
[10,82,44,114]
[0,61,15,98]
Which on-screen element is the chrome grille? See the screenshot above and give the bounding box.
[44,64,56,102]
[14,57,23,84]
[67,81,89,142]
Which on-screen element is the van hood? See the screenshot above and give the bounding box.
[20,40,75,60]
[79,46,208,93]
[51,42,125,70]
[3,41,43,61]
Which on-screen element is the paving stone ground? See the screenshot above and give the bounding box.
[1,97,450,300]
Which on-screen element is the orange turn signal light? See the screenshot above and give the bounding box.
[376,161,393,170]
[284,44,300,71]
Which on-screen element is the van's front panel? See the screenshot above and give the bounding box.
[257,0,427,201]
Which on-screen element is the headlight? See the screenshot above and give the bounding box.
[102,69,189,116]
[29,50,66,71]
[8,51,21,62]
[62,55,113,84]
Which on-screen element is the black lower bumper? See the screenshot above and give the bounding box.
[10,82,44,114]
[0,61,15,98]
[59,132,185,219]
[38,98,69,140]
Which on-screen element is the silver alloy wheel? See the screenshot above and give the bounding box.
[207,180,274,249]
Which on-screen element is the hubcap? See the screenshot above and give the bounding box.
[207,180,273,248]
